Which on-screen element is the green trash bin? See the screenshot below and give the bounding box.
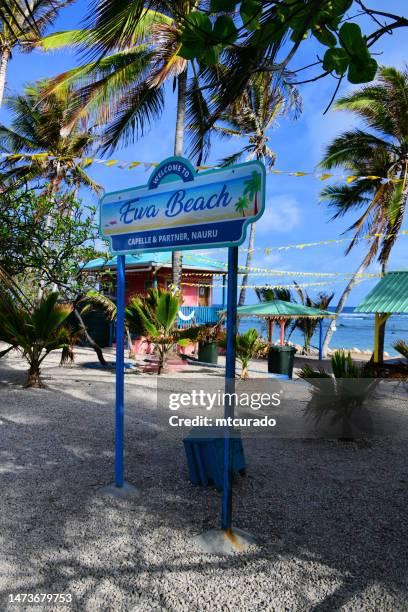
[268,345,297,378]
[198,341,218,364]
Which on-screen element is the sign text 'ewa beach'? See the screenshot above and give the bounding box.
[100,156,265,253]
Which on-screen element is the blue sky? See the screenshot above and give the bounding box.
[1,0,407,305]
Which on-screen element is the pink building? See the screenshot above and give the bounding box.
[84,252,226,312]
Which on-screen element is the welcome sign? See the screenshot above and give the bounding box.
[100,156,265,253]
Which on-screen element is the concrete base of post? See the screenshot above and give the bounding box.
[193,528,258,555]
[97,482,141,500]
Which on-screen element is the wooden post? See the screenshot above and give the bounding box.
[268,319,274,344]
[279,319,285,346]
[374,313,391,363]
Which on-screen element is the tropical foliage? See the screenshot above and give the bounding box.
[176,2,406,109]
[132,288,191,374]
[393,340,408,360]
[0,85,100,196]
[34,2,208,286]
[219,327,263,379]
[0,0,73,107]
[319,66,408,358]
[300,350,378,440]
[0,277,73,387]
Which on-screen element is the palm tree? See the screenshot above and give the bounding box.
[132,288,190,374]
[256,287,293,303]
[319,66,408,360]
[0,0,72,108]
[292,283,334,354]
[0,282,73,387]
[0,84,100,197]
[218,327,263,379]
[34,2,214,289]
[215,72,301,306]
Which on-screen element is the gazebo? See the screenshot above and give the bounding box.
[355,271,408,363]
[228,300,335,360]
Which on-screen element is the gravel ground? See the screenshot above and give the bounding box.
[0,347,407,611]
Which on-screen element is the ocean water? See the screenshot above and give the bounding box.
[239,307,408,357]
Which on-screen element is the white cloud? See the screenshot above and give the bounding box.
[258,195,301,234]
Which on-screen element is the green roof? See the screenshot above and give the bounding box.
[223,300,334,319]
[355,271,408,313]
[83,252,226,272]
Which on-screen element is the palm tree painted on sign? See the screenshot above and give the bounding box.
[235,195,250,217]
[319,66,408,360]
[244,171,262,216]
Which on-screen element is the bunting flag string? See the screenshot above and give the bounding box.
[0,152,404,185]
[180,269,383,279]
[181,278,368,290]
[183,230,408,267]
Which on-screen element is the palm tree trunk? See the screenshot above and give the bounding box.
[238,222,255,306]
[377,259,389,363]
[322,259,368,358]
[73,308,107,366]
[0,46,10,109]
[26,361,43,388]
[172,69,187,289]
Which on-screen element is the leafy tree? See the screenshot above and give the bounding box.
[177,1,407,115]
[0,85,100,196]
[319,66,408,360]
[0,188,109,365]
[0,280,73,387]
[0,0,72,107]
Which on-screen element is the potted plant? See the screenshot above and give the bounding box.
[188,323,224,364]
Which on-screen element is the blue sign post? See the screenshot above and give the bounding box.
[100,157,265,544]
[115,254,125,488]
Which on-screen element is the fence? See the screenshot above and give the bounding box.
[178,305,223,328]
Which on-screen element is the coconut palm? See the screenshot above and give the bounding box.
[34,1,214,288]
[214,72,301,306]
[0,84,100,197]
[292,283,334,354]
[319,66,408,359]
[0,0,72,108]
[256,287,293,303]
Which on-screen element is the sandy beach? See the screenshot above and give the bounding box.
[0,346,407,611]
